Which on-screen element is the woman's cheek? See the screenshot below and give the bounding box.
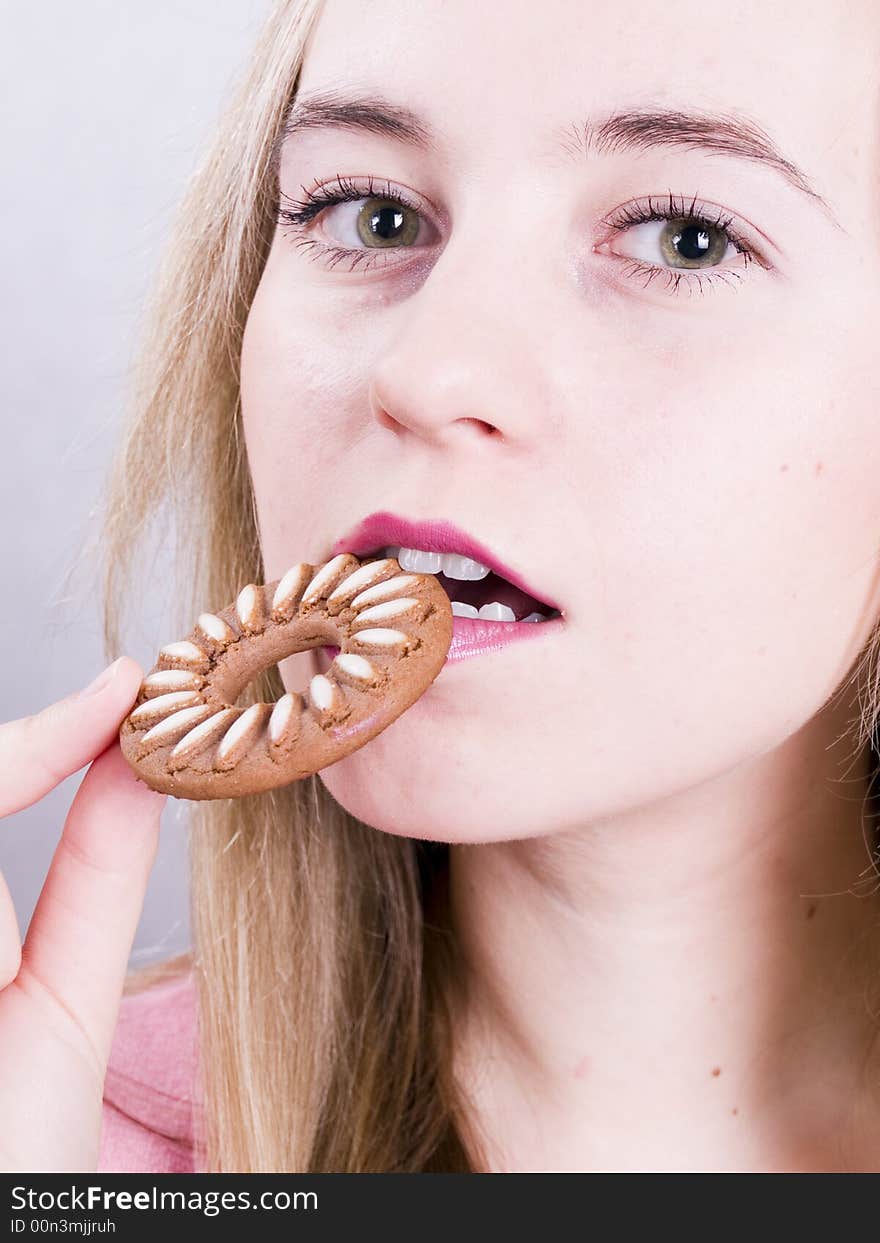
[241,277,360,539]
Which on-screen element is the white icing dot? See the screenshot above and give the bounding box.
[354,598,418,624]
[141,704,213,745]
[170,708,237,757]
[268,693,296,743]
[272,563,310,612]
[197,612,233,642]
[333,653,375,680]
[160,640,207,665]
[143,670,201,693]
[217,703,264,760]
[131,691,201,724]
[327,558,397,603]
[236,585,261,628]
[350,628,407,647]
[309,674,336,711]
[301,555,355,604]
[350,575,419,610]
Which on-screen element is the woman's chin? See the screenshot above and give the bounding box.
[316,748,545,845]
[306,646,537,840]
[315,757,481,844]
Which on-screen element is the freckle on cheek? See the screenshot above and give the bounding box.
[711,1066,722,1077]
[815,461,824,477]
[779,463,789,473]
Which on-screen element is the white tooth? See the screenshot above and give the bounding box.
[520,611,547,623]
[396,546,443,574]
[440,553,491,581]
[478,602,517,623]
[450,601,479,618]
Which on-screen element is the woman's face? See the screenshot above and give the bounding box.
[240,0,880,843]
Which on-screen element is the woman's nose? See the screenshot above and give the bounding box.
[367,235,562,449]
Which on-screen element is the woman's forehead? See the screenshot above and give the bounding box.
[296,0,879,196]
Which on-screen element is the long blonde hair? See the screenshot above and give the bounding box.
[102,0,482,1172]
[100,0,880,1173]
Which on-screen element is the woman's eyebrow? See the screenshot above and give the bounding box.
[279,89,840,227]
[282,89,435,150]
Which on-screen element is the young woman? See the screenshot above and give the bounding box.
[3,0,880,1173]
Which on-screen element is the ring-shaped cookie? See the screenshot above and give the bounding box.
[119,554,453,799]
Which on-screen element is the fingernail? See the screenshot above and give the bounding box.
[76,658,123,699]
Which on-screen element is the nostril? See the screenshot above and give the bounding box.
[458,417,501,438]
[374,408,397,433]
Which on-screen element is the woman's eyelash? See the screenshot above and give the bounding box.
[279,173,417,226]
[599,191,760,296]
[614,262,747,297]
[277,174,425,275]
[276,178,762,294]
[602,191,749,239]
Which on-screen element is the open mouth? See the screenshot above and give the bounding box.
[363,545,562,624]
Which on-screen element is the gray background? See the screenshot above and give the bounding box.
[1,2,272,967]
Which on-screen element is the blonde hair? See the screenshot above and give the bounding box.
[100,0,880,1173]
[102,0,482,1172]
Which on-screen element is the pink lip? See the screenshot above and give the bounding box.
[323,611,564,668]
[328,511,562,614]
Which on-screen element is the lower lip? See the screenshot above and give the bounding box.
[322,613,564,666]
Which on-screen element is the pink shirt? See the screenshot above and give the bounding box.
[97,971,201,1173]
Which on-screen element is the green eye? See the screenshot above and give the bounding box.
[659,219,731,268]
[355,198,421,248]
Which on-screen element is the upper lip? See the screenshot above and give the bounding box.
[329,511,563,613]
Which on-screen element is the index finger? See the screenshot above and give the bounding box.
[17,739,167,1070]
[0,657,145,818]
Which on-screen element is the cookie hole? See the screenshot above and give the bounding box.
[205,622,345,708]
[276,646,337,696]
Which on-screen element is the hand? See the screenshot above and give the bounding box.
[0,658,166,1172]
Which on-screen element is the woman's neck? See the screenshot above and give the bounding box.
[448,699,880,1172]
